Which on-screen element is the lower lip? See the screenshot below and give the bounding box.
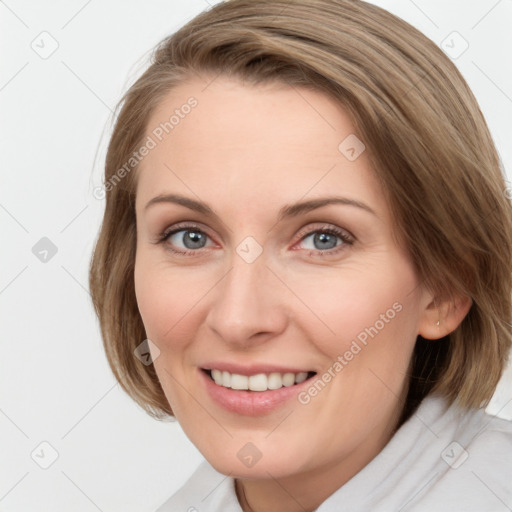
[200,370,314,416]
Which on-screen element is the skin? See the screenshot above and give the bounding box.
[133,76,471,512]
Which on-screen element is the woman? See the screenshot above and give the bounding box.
[89,1,512,510]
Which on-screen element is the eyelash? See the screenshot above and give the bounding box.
[155,222,354,258]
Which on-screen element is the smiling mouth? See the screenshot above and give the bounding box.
[202,369,317,392]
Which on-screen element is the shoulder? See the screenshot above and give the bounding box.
[317,395,512,512]
[446,398,512,471]
[154,460,242,512]
[406,396,512,511]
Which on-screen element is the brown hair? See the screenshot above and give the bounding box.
[89,0,512,420]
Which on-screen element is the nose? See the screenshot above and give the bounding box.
[205,251,288,348]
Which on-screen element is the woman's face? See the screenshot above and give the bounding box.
[134,76,434,480]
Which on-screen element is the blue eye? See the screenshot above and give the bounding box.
[301,231,341,251]
[168,229,209,250]
[157,223,353,257]
[296,227,353,256]
[161,226,213,255]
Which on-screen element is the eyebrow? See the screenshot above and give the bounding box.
[144,193,378,220]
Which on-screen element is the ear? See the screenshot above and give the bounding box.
[418,292,473,340]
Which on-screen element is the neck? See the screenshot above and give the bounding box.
[235,401,404,512]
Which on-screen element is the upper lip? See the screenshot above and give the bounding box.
[200,362,316,376]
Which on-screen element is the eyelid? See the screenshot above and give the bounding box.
[291,223,355,257]
[159,221,214,241]
[156,221,355,256]
[294,222,354,244]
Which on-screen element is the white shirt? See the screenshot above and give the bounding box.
[156,394,512,511]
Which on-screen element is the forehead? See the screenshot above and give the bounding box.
[135,76,386,220]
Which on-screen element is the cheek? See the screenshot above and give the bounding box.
[292,261,418,355]
[134,251,177,342]
[134,260,168,341]
[290,260,421,409]
[134,254,210,353]
[134,255,202,414]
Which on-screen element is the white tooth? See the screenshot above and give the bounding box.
[222,371,231,388]
[211,369,222,385]
[295,372,308,384]
[267,372,283,390]
[230,373,249,390]
[248,373,268,391]
[282,373,295,387]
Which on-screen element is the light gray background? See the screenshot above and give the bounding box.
[1,1,511,510]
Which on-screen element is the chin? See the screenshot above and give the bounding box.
[200,440,311,480]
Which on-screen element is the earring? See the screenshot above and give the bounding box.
[434,298,440,326]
